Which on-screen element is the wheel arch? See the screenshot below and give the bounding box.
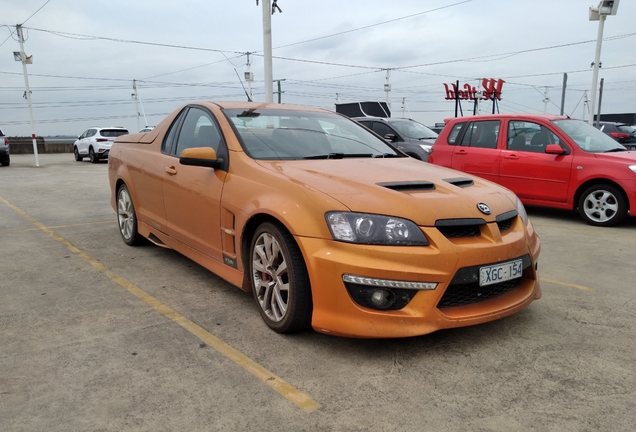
[573,178,628,211]
[240,213,297,276]
[239,212,313,292]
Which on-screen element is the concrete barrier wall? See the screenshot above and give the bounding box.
[8,137,74,154]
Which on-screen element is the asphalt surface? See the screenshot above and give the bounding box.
[1,153,635,432]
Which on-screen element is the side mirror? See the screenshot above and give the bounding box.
[545,144,567,155]
[384,133,397,142]
[179,147,223,168]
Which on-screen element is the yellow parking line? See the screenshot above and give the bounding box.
[542,277,595,292]
[0,220,114,235]
[0,194,321,414]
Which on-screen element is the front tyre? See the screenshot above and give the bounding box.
[89,147,99,164]
[250,222,312,333]
[578,184,627,227]
[117,184,143,246]
[74,146,83,161]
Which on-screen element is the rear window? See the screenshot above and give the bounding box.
[100,129,129,138]
[617,125,635,134]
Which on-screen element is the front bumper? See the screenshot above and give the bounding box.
[298,217,541,338]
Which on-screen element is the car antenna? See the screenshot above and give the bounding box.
[234,68,253,102]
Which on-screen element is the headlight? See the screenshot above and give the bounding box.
[629,165,636,174]
[326,212,429,246]
[419,144,432,153]
[516,198,529,226]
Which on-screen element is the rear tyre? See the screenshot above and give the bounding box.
[117,184,143,246]
[1,157,9,167]
[89,147,99,164]
[74,146,83,162]
[578,184,627,227]
[249,221,312,333]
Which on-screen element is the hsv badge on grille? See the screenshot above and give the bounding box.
[477,203,491,215]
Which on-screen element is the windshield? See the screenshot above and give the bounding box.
[224,109,402,160]
[390,120,438,140]
[552,119,625,153]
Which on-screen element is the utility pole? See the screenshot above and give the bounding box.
[542,87,550,114]
[588,1,619,124]
[14,24,39,167]
[582,90,589,119]
[560,73,568,115]
[245,52,254,100]
[261,0,274,103]
[273,79,285,103]
[596,78,604,127]
[132,80,140,132]
[384,69,391,104]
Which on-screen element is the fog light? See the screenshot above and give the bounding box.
[371,289,391,307]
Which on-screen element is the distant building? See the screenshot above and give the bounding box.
[595,113,636,124]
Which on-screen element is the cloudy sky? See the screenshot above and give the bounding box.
[1,0,635,136]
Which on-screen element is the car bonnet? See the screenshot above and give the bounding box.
[257,158,518,226]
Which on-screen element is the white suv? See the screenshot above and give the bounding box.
[0,128,9,167]
[74,127,129,163]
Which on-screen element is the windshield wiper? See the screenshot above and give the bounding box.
[302,153,375,159]
[373,153,402,158]
[605,148,627,153]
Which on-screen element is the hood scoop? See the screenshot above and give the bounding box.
[377,181,435,192]
[444,177,474,188]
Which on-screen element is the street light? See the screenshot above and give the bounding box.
[13,24,39,167]
[588,0,619,126]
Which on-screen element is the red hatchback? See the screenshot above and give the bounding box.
[428,114,636,226]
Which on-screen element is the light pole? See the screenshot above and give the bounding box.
[13,24,39,167]
[588,0,619,126]
[259,0,281,103]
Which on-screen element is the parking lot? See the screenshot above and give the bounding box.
[1,153,635,431]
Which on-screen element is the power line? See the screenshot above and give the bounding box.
[21,0,53,25]
[270,0,473,51]
[25,26,245,55]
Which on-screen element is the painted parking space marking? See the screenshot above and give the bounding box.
[0,220,114,235]
[542,278,594,292]
[0,194,321,414]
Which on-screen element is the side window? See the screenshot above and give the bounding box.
[79,130,88,139]
[507,121,560,153]
[174,107,223,157]
[86,129,97,138]
[163,109,187,154]
[447,123,466,145]
[460,121,500,149]
[358,121,372,129]
[371,122,396,140]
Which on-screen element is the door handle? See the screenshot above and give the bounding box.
[504,154,519,160]
[165,166,177,175]
[456,149,468,155]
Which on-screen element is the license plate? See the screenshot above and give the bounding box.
[479,259,523,287]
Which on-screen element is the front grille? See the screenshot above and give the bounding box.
[497,218,513,232]
[496,210,517,233]
[437,279,521,308]
[435,218,485,238]
[437,254,531,308]
[437,225,481,238]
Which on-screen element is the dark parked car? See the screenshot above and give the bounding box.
[0,128,9,167]
[596,122,636,150]
[352,117,438,161]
